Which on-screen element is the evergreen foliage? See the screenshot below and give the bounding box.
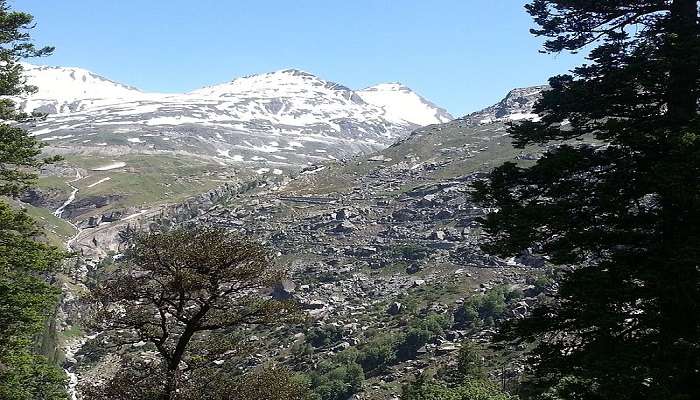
[473,1,700,399]
[0,203,66,400]
[0,1,67,398]
[456,342,485,380]
[401,340,510,400]
[0,1,58,197]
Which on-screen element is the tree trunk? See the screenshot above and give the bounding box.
[666,0,699,124]
[162,368,178,400]
[658,2,700,395]
[159,311,206,399]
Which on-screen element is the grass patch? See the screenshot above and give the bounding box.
[22,203,76,247]
[39,154,248,220]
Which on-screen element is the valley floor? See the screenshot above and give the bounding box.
[47,118,550,399]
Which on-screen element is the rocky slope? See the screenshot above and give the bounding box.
[15,64,456,238]
[60,85,552,399]
[461,85,548,125]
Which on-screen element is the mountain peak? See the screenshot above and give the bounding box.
[18,63,454,145]
[358,83,453,126]
[189,67,357,99]
[236,68,318,80]
[20,63,143,100]
[462,85,548,125]
[278,68,315,77]
[363,82,410,92]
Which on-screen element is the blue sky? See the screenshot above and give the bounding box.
[19,0,584,116]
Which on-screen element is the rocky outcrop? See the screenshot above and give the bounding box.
[64,195,123,220]
[20,187,68,210]
[462,85,548,125]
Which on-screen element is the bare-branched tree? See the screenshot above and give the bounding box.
[87,227,298,400]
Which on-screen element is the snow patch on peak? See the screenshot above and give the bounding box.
[21,63,143,99]
[19,63,451,129]
[17,63,455,166]
[187,68,328,97]
[463,85,548,125]
[358,83,453,126]
[17,63,146,115]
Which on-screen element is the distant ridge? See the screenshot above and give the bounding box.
[16,64,453,170]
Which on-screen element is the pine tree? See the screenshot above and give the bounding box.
[0,2,57,196]
[473,1,699,399]
[88,227,298,400]
[0,203,67,400]
[0,1,67,398]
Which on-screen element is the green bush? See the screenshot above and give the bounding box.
[402,380,460,400]
[357,335,396,374]
[456,342,485,379]
[307,351,365,400]
[307,324,345,348]
[454,286,521,328]
[402,378,512,400]
[395,314,451,361]
[308,312,453,400]
[531,274,552,295]
[187,366,314,400]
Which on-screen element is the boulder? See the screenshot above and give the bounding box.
[405,263,422,274]
[433,209,454,220]
[387,302,402,315]
[436,344,459,355]
[330,220,356,234]
[412,279,426,287]
[418,194,439,207]
[428,230,446,240]
[392,208,417,222]
[270,279,296,300]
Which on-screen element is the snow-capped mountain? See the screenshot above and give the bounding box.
[19,64,143,113]
[16,64,453,170]
[358,83,453,126]
[462,85,548,125]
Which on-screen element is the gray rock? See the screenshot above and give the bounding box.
[392,208,417,222]
[405,263,422,274]
[270,279,296,300]
[387,302,402,315]
[428,230,446,240]
[330,220,356,234]
[433,209,454,220]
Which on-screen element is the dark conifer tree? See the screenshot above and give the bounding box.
[473,1,699,399]
[0,1,67,399]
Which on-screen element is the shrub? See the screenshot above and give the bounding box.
[307,324,345,348]
[402,377,511,400]
[357,335,396,374]
[456,342,485,379]
[307,351,365,400]
[531,274,552,295]
[454,286,521,328]
[395,314,450,361]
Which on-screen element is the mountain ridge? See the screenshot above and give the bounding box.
[18,63,453,124]
[16,63,455,169]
